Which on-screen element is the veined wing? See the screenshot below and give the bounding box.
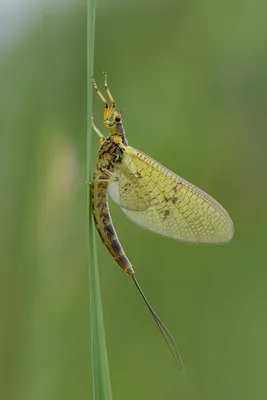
[109,158,151,211]
[109,146,234,243]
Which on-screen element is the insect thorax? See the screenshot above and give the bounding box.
[97,136,126,171]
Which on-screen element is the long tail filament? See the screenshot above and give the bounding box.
[132,274,183,368]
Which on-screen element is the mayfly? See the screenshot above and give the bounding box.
[91,73,234,367]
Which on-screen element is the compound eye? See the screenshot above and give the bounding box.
[115,116,121,122]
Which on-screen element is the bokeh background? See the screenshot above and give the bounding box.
[1,0,267,399]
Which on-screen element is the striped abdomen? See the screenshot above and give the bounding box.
[91,179,134,275]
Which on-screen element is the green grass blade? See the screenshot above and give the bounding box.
[87,0,113,399]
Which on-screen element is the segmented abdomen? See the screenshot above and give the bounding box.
[91,178,134,275]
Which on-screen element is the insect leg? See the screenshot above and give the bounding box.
[92,175,118,184]
[91,178,116,183]
[91,76,111,121]
[88,168,118,185]
[99,168,118,182]
[91,115,105,143]
[103,72,116,119]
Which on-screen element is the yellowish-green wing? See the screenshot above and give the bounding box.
[109,146,234,243]
[109,159,151,211]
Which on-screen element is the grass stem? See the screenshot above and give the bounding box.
[87,1,113,398]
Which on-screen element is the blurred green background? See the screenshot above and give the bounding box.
[1,0,267,399]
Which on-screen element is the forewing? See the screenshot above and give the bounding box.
[111,146,234,244]
[108,154,151,211]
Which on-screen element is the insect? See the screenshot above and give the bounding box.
[91,73,234,367]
